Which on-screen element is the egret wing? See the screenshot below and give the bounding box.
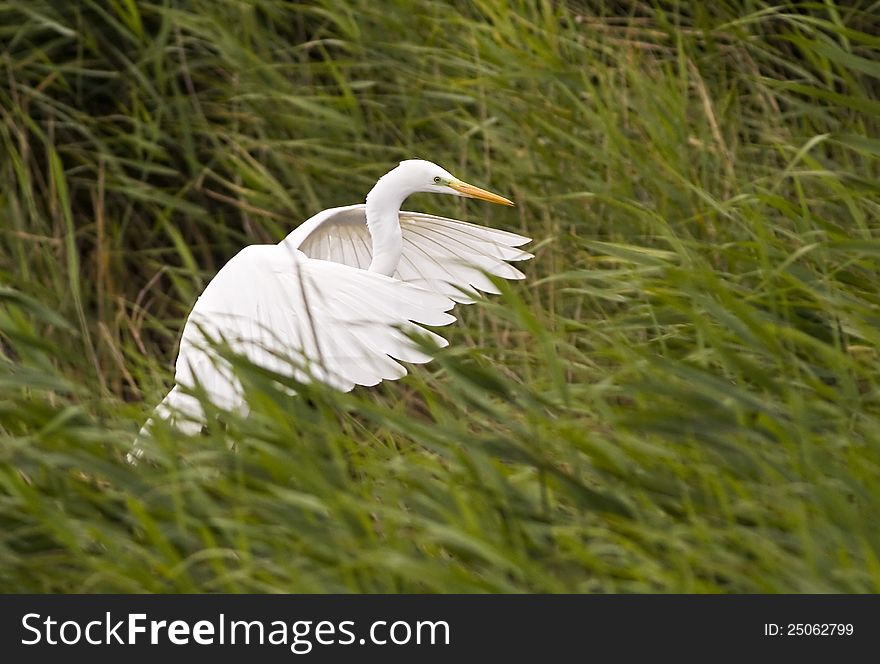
[397,211,532,302]
[283,206,532,302]
[173,243,455,418]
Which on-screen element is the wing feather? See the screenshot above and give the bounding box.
[171,244,455,415]
[283,205,532,302]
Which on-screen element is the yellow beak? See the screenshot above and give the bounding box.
[449,179,515,206]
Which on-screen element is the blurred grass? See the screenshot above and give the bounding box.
[1,0,880,592]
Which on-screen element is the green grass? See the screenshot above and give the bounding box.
[1,0,880,592]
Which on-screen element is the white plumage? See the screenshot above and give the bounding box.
[142,159,532,435]
[286,205,532,301]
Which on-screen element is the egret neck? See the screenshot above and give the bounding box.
[364,168,408,276]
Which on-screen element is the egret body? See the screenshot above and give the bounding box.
[144,159,531,434]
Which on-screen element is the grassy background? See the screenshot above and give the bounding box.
[2,0,880,592]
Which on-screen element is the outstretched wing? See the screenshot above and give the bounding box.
[282,205,532,302]
[173,243,455,417]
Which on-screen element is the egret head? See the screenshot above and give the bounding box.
[395,159,515,206]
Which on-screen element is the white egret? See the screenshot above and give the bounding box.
[145,159,532,434]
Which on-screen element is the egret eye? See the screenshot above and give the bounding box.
[433,177,441,183]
